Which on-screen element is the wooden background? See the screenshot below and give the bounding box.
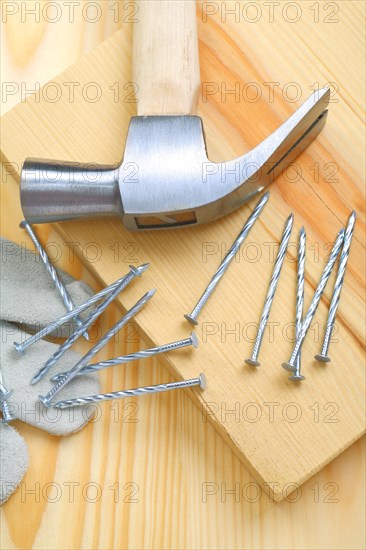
[1,1,365,549]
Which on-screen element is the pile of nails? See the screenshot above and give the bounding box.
[184,193,356,381]
[0,222,204,418]
[0,193,356,421]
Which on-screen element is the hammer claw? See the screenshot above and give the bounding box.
[266,109,329,181]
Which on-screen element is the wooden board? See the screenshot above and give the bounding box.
[1,0,365,509]
[1,199,365,550]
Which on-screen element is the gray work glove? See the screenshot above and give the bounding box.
[0,238,101,504]
[1,237,94,337]
[0,423,29,505]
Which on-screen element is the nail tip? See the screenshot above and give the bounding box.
[38,395,50,408]
[136,263,150,274]
[1,390,13,400]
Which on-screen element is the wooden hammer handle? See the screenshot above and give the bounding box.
[133,0,200,115]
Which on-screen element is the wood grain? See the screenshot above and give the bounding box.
[0,1,365,548]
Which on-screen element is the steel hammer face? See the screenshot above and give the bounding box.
[19,1,330,231]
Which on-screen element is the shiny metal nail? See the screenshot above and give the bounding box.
[315,211,356,363]
[0,371,15,423]
[184,193,269,325]
[51,332,198,382]
[245,213,294,367]
[20,220,90,341]
[288,227,306,381]
[0,368,12,401]
[53,373,207,409]
[1,400,15,424]
[38,289,156,407]
[282,228,345,372]
[31,264,149,385]
[14,269,144,355]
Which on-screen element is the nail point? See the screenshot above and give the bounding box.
[0,389,13,400]
[30,375,39,386]
[130,263,149,276]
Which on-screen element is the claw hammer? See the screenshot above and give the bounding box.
[20,0,330,231]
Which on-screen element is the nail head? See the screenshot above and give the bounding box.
[184,314,198,326]
[314,354,331,363]
[245,358,261,367]
[199,373,207,390]
[281,362,295,372]
[191,332,199,348]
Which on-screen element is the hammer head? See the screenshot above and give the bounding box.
[21,88,330,231]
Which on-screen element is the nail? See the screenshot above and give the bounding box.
[245,213,294,367]
[50,332,198,382]
[53,373,207,409]
[315,211,356,363]
[288,227,306,381]
[1,400,15,424]
[0,384,12,400]
[0,368,13,401]
[30,264,149,385]
[38,289,156,407]
[14,266,148,355]
[184,193,269,325]
[20,220,90,341]
[282,228,345,371]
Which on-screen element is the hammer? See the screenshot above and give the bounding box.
[20,1,330,231]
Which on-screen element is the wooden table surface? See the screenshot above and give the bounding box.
[1,1,365,549]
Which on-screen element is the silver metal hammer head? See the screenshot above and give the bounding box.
[21,88,330,231]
